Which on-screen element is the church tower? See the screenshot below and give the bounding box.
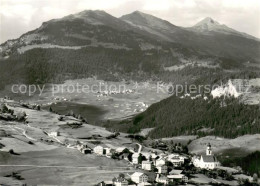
[206,143,212,155]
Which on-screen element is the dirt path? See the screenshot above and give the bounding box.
[8,126,37,141]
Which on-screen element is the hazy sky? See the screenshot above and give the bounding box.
[0,0,260,43]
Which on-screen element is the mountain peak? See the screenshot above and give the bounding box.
[131,10,149,16]
[120,11,177,31]
[77,10,108,16]
[194,17,220,27]
[191,17,233,33]
[189,17,259,40]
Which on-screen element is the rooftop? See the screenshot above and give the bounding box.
[201,155,218,162]
[131,172,145,177]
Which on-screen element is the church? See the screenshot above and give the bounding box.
[193,143,220,170]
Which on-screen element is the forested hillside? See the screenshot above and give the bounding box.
[1,46,259,90]
[220,151,260,177]
[103,96,260,139]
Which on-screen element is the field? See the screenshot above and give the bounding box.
[188,135,260,157]
[0,148,134,185]
[0,103,137,185]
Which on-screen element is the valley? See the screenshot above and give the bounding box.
[0,98,259,185]
[0,7,259,186]
[1,78,170,122]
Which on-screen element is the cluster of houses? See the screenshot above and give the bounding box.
[179,93,208,101]
[97,89,134,97]
[93,143,220,185]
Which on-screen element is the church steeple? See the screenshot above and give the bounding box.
[206,143,212,155]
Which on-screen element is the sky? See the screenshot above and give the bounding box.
[0,0,260,43]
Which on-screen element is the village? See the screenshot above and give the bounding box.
[0,97,258,186]
[77,141,233,186]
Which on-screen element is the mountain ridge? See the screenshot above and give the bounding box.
[0,9,259,89]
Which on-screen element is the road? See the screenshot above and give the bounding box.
[136,143,142,153]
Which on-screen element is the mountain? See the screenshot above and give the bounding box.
[192,17,236,32]
[0,10,259,89]
[121,12,260,64]
[120,11,181,41]
[189,17,258,40]
[0,10,162,56]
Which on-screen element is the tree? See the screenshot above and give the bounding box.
[119,173,125,178]
[127,153,133,162]
[0,104,8,113]
[16,111,27,121]
[112,177,116,183]
[138,154,147,164]
[58,116,64,121]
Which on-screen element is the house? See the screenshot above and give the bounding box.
[155,158,165,166]
[98,181,106,186]
[193,143,220,170]
[80,147,92,154]
[104,148,115,158]
[156,164,167,174]
[168,169,188,182]
[142,161,152,171]
[169,169,183,175]
[132,153,140,164]
[150,153,158,160]
[50,131,60,137]
[156,174,169,184]
[77,143,92,154]
[116,147,127,153]
[131,172,148,184]
[104,147,112,155]
[98,181,113,186]
[94,145,104,155]
[77,143,89,151]
[141,152,152,160]
[113,177,128,186]
[168,154,185,167]
[170,158,182,167]
[77,144,88,149]
[167,174,188,183]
